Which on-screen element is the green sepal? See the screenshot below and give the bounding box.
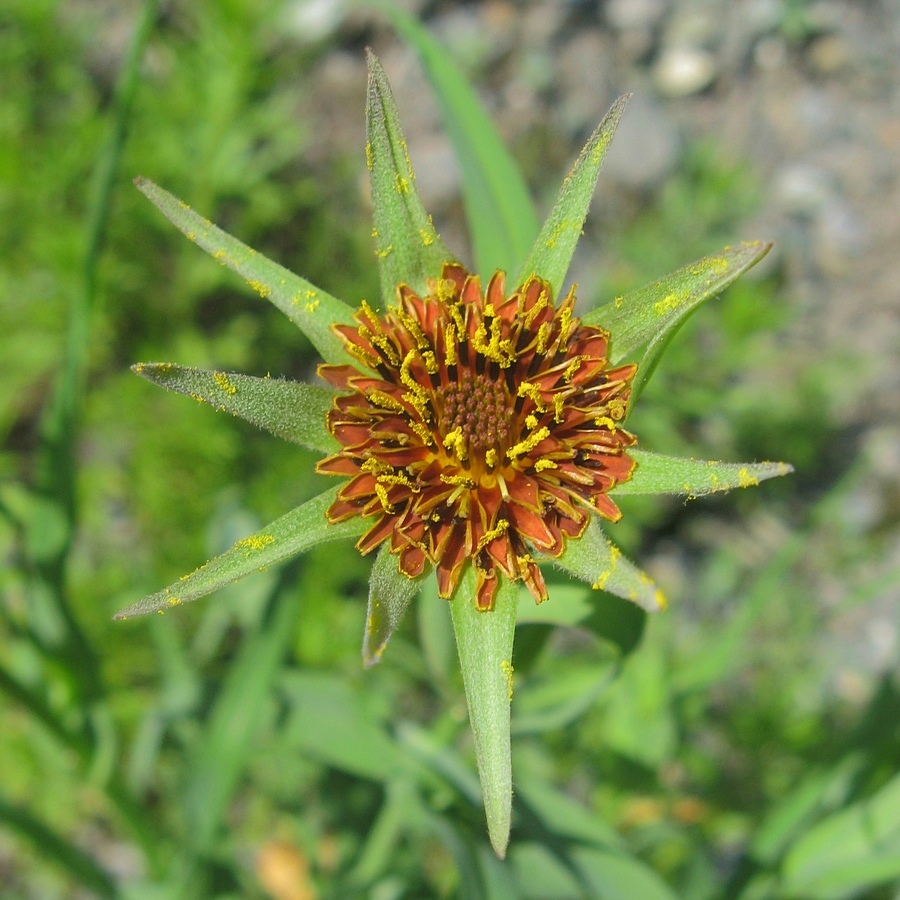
[515,95,630,298]
[553,516,666,613]
[114,487,366,619]
[616,449,794,497]
[134,178,356,365]
[449,568,518,858]
[132,363,339,455]
[362,543,426,668]
[587,240,773,364]
[365,51,455,304]
[385,8,539,276]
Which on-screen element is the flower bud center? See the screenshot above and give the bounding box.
[437,371,512,453]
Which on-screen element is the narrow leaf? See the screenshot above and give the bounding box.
[186,581,298,853]
[0,796,117,898]
[450,569,518,858]
[114,487,366,618]
[132,363,339,455]
[134,178,356,365]
[515,95,629,297]
[553,517,666,613]
[586,241,773,363]
[385,8,539,276]
[366,51,455,303]
[782,773,900,897]
[363,542,426,667]
[616,449,793,497]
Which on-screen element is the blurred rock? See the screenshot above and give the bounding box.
[603,95,681,189]
[654,46,718,96]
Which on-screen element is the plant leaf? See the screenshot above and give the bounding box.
[515,95,629,297]
[185,579,299,854]
[385,8,539,276]
[450,569,518,858]
[132,363,339,455]
[781,772,900,898]
[586,241,773,364]
[616,449,793,497]
[553,517,666,613]
[517,584,646,658]
[134,178,356,365]
[366,51,456,304]
[362,542,426,667]
[114,487,366,618]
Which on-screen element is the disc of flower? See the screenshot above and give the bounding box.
[117,51,791,857]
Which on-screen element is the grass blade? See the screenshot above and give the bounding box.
[386,7,538,276]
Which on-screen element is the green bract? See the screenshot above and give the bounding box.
[120,49,791,857]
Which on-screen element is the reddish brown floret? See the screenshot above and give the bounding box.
[316,263,637,610]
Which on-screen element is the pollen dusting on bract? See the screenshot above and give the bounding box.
[316,262,638,611]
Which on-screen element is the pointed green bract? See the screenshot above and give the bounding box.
[554,517,665,613]
[113,488,366,619]
[132,363,339,455]
[515,95,629,297]
[134,178,356,365]
[366,51,455,303]
[587,241,773,364]
[362,543,425,668]
[616,450,793,497]
[450,569,518,858]
[385,9,538,276]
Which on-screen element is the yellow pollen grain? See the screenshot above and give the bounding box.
[410,420,435,447]
[448,302,467,341]
[247,279,271,299]
[305,298,320,312]
[485,448,499,468]
[553,393,566,423]
[442,427,468,461]
[525,413,539,430]
[374,482,394,513]
[375,245,393,259]
[394,173,410,194]
[563,355,588,382]
[422,350,438,374]
[235,534,275,552]
[213,371,237,395]
[536,322,552,355]
[420,228,434,247]
[614,296,624,309]
[213,249,228,265]
[440,472,476,489]
[534,458,558,472]
[365,141,373,170]
[398,307,429,350]
[594,415,618,431]
[591,545,621,590]
[738,466,759,488]
[517,381,543,406]
[507,426,549,461]
[444,323,458,366]
[523,290,549,328]
[500,659,515,702]
[476,518,509,553]
[654,292,682,315]
[607,398,627,420]
[346,342,381,367]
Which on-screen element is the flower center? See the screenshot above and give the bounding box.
[435,369,512,454]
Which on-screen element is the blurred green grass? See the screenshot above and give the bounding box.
[1,2,897,898]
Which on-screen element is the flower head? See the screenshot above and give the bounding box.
[317,263,637,610]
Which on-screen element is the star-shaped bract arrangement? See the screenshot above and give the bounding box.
[117,51,791,856]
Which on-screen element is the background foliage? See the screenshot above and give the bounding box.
[1,1,897,897]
